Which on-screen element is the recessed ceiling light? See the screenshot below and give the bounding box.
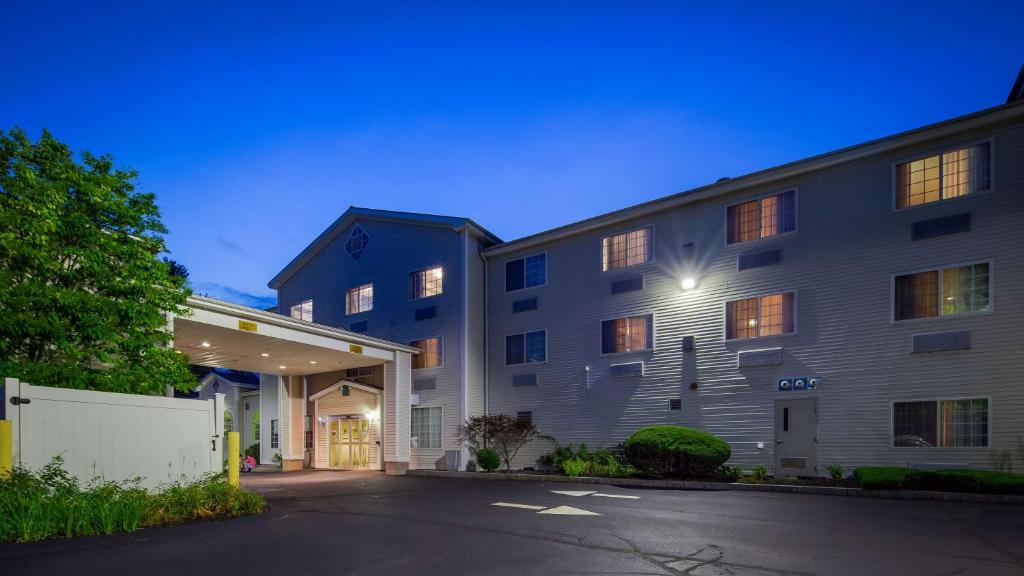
[200,341,211,348]
[261,352,270,357]
[309,360,317,365]
[279,365,287,370]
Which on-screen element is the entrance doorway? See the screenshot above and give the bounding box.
[774,398,817,477]
[328,416,372,469]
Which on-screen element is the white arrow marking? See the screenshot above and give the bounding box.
[591,493,641,499]
[492,502,546,510]
[550,490,597,497]
[537,505,601,516]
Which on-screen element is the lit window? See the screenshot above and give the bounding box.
[506,253,546,291]
[893,399,988,447]
[602,226,652,271]
[410,337,442,369]
[601,315,653,353]
[346,224,370,260]
[727,190,796,244]
[726,292,795,339]
[411,406,442,449]
[506,330,547,365]
[410,266,444,299]
[346,283,374,315]
[270,419,279,449]
[895,263,989,321]
[896,143,990,209]
[290,300,313,322]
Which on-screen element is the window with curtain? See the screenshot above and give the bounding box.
[411,407,442,449]
[726,292,795,339]
[506,330,547,365]
[895,263,990,321]
[896,142,990,209]
[727,190,796,244]
[345,283,374,315]
[410,337,442,369]
[506,253,547,291]
[601,315,653,353]
[409,266,444,299]
[602,226,652,271]
[289,299,313,322]
[893,399,988,447]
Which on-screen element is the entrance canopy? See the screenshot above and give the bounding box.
[175,296,418,376]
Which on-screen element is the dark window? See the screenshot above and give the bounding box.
[506,330,546,365]
[783,408,789,432]
[517,411,533,425]
[512,298,538,313]
[506,254,546,291]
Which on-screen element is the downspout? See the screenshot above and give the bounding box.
[480,247,489,418]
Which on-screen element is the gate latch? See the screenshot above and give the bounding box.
[9,396,31,405]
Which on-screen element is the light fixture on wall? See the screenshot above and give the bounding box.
[279,365,287,370]
[681,277,696,290]
[260,352,270,357]
[200,341,211,348]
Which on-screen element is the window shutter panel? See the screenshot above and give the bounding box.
[601,320,616,354]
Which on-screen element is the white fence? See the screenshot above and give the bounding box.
[3,377,225,490]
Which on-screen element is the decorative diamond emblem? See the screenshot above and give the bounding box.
[346,224,369,261]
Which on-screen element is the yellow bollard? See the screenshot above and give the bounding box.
[228,431,240,488]
[0,420,12,479]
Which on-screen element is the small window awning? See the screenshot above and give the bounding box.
[174,295,418,375]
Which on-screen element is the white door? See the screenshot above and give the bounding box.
[774,398,818,477]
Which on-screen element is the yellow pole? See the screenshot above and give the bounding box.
[228,431,240,488]
[0,420,12,479]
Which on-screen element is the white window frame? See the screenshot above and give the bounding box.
[723,188,799,246]
[504,252,548,292]
[504,329,549,366]
[345,282,374,315]
[889,396,992,450]
[410,336,443,370]
[289,299,313,322]
[270,418,280,449]
[601,225,655,272]
[890,260,994,324]
[891,138,995,212]
[723,290,798,342]
[409,265,444,300]
[600,312,656,355]
[411,405,444,450]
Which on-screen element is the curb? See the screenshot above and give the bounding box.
[406,469,1024,504]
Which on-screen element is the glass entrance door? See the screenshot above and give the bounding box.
[327,416,372,469]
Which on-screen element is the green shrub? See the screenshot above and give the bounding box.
[475,448,501,472]
[623,426,731,479]
[750,464,769,482]
[853,467,1024,495]
[244,443,260,464]
[826,463,844,482]
[715,465,742,482]
[0,456,266,543]
[562,459,588,477]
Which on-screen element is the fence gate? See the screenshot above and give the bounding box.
[4,377,224,490]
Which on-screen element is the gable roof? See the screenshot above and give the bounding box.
[268,207,502,289]
[196,372,259,393]
[484,99,1024,257]
[1009,64,1024,103]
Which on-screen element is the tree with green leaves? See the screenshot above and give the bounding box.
[0,128,195,394]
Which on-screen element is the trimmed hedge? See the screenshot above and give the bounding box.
[623,425,731,479]
[854,467,1024,495]
[475,448,501,472]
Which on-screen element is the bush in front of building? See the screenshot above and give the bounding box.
[0,456,266,543]
[623,425,731,479]
[854,466,1024,494]
[475,448,501,472]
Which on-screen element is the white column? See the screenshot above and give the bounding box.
[383,352,411,474]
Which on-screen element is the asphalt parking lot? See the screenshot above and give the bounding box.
[1,470,1022,575]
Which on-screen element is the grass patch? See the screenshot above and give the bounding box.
[854,466,1024,495]
[0,456,266,543]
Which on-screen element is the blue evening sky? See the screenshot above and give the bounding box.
[2,2,1021,308]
